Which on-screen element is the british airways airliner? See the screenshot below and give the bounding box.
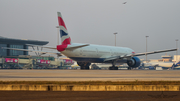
[56,12,177,70]
[3,12,177,70]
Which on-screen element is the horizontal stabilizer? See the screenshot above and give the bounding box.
[66,44,89,50]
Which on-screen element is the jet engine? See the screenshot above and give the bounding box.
[127,57,141,68]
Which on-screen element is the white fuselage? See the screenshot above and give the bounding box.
[60,43,134,63]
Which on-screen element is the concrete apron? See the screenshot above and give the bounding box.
[0,85,180,91]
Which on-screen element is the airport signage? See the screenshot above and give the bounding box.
[63,59,74,64]
[5,58,18,63]
[37,59,50,64]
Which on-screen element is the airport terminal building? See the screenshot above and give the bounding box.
[0,36,49,56]
[0,36,70,69]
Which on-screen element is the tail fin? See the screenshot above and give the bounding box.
[174,61,180,67]
[57,12,71,45]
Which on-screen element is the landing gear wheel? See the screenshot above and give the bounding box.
[109,66,118,70]
[80,66,85,70]
[128,67,132,70]
[77,62,91,70]
[154,67,156,70]
[80,66,89,70]
[109,67,113,70]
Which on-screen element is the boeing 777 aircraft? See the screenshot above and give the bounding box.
[55,12,177,70]
[3,12,177,70]
[141,61,180,70]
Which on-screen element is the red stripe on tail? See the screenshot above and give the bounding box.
[58,17,67,29]
[62,37,71,45]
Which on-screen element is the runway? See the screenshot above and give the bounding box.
[0,70,180,81]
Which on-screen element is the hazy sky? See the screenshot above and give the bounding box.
[0,0,180,59]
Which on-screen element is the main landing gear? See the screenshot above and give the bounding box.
[128,67,132,70]
[109,61,118,70]
[109,66,118,70]
[77,62,91,70]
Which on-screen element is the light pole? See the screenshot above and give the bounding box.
[114,32,118,46]
[56,26,60,45]
[146,36,149,62]
[176,39,178,62]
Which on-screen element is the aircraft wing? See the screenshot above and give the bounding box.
[2,47,62,56]
[128,48,177,57]
[104,48,177,62]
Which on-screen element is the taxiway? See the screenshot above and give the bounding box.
[0,70,179,81]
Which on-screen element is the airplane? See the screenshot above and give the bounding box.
[2,12,177,70]
[172,61,180,70]
[123,2,127,4]
[142,62,173,69]
[140,60,180,70]
[55,12,177,70]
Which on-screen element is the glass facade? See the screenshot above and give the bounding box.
[0,36,48,57]
[0,44,7,56]
[9,45,24,56]
[0,44,28,56]
[24,45,28,55]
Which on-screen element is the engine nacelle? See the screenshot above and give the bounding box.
[127,57,141,68]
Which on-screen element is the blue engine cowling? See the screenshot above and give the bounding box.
[127,57,141,68]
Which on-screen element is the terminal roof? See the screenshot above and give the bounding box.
[0,36,49,45]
